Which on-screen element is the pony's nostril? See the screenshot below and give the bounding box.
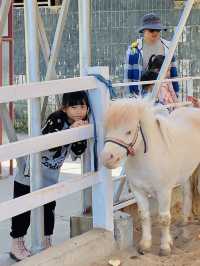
[110,153,114,159]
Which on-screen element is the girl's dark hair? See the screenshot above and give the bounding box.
[141,70,158,82]
[148,54,165,71]
[141,70,158,91]
[62,91,89,108]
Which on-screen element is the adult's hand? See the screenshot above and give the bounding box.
[187,96,200,108]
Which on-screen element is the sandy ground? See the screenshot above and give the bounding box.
[94,222,200,266]
[94,188,200,266]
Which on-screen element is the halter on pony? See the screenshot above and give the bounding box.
[105,122,147,156]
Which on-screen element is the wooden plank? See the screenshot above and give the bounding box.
[0,124,93,161]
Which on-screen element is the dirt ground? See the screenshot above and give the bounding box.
[93,185,200,266]
[95,215,200,266]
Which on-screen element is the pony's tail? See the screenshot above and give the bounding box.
[190,163,200,218]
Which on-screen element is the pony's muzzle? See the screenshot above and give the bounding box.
[101,150,120,169]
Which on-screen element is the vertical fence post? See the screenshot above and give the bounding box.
[8,1,14,175]
[78,0,91,76]
[88,66,113,232]
[0,0,12,37]
[78,0,92,213]
[24,0,44,253]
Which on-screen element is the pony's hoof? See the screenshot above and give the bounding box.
[138,240,151,255]
[159,248,171,256]
[138,247,150,255]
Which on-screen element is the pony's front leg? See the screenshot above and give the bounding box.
[182,179,192,223]
[157,189,172,256]
[129,184,152,254]
[182,179,192,239]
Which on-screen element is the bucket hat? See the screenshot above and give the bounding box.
[138,13,167,33]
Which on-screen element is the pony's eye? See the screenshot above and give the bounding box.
[126,130,132,135]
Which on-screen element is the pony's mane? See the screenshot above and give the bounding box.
[105,98,155,130]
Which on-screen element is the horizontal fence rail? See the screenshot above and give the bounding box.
[1,75,198,104]
[0,76,98,103]
[0,125,93,161]
[0,172,125,222]
[112,76,200,88]
[0,75,198,103]
[0,172,100,222]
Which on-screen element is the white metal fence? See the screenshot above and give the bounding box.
[0,67,113,233]
[1,67,200,244]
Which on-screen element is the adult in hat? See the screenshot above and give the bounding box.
[124,13,179,96]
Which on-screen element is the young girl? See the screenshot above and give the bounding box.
[143,54,178,105]
[10,91,89,261]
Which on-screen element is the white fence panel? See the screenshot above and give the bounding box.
[0,66,114,234]
[0,172,100,222]
[0,125,93,161]
[0,76,98,103]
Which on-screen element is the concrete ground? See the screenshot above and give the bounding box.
[0,159,83,266]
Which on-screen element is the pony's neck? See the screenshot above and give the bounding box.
[138,102,158,147]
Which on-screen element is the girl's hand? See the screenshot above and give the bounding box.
[187,96,200,108]
[70,120,88,128]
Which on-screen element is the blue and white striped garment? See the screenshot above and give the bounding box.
[124,38,179,96]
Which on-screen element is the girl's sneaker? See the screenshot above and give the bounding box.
[10,237,31,261]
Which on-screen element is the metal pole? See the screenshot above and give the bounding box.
[41,0,70,122]
[0,0,12,175]
[8,2,14,175]
[78,0,92,213]
[36,6,61,112]
[24,0,44,253]
[151,0,195,101]
[0,0,12,37]
[187,79,193,98]
[0,4,25,173]
[78,0,91,76]
[0,104,25,172]
[113,176,126,204]
[0,1,24,174]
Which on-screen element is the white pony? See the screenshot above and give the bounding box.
[102,98,200,256]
